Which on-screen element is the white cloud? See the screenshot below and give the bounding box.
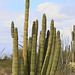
[0,1,75,55]
[37,2,70,20]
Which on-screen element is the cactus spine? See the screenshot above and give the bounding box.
[23,0,29,74]
[41,19,54,75]
[46,27,56,75]
[50,30,61,75]
[72,25,75,62]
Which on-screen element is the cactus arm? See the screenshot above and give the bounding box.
[46,27,56,75]
[41,19,54,75]
[30,35,36,75]
[50,30,61,75]
[23,0,30,74]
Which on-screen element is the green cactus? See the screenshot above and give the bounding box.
[11,21,14,74]
[28,37,32,75]
[30,35,36,75]
[72,25,75,62]
[35,20,38,37]
[37,14,46,75]
[44,30,50,61]
[41,19,54,75]
[36,31,42,75]
[50,30,61,75]
[32,21,35,37]
[12,28,19,75]
[11,21,14,38]
[23,0,30,74]
[20,56,24,75]
[46,27,56,75]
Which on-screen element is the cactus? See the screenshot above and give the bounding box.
[32,21,35,37]
[23,0,30,74]
[20,56,24,75]
[12,28,19,75]
[72,25,75,62]
[44,30,50,61]
[11,21,14,74]
[41,19,54,75]
[10,1,64,75]
[30,35,36,75]
[37,14,46,75]
[50,30,61,75]
[36,31,42,75]
[11,21,14,38]
[46,27,56,75]
[28,37,32,75]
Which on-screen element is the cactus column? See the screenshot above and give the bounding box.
[46,27,56,75]
[50,30,61,75]
[23,0,29,74]
[72,25,75,62]
[30,35,36,75]
[37,14,46,75]
[13,28,19,75]
[41,19,54,75]
[28,37,32,75]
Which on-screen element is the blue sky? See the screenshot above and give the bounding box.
[0,0,75,57]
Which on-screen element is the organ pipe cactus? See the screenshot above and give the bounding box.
[41,19,54,75]
[30,35,36,75]
[32,21,35,37]
[11,21,14,38]
[37,14,46,75]
[23,0,29,74]
[28,37,32,75]
[11,0,63,75]
[36,31,42,74]
[44,30,50,61]
[46,27,56,75]
[12,28,19,75]
[11,21,14,75]
[20,56,24,75]
[50,30,61,75]
[72,25,75,62]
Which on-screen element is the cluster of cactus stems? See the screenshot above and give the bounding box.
[11,0,63,75]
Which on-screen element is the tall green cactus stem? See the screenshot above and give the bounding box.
[30,35,36,75]
[72,25,75,62]
[71,41,73,52]
[11,21,14,38]
[46,27,56,75]
[37,14,46,75]
[44,30,50,61]
[32,21,35,37]
[20,56,24,75]
[35,20,38,37]
[41,19,54,75]
[71,41,73,62]
[12,28,19,75]
[23,0,29,74]
[50,30,61,75]
[35,20,38,74]
[28,37,32,75]
[11,21,14,74]
[36,31,42,75]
